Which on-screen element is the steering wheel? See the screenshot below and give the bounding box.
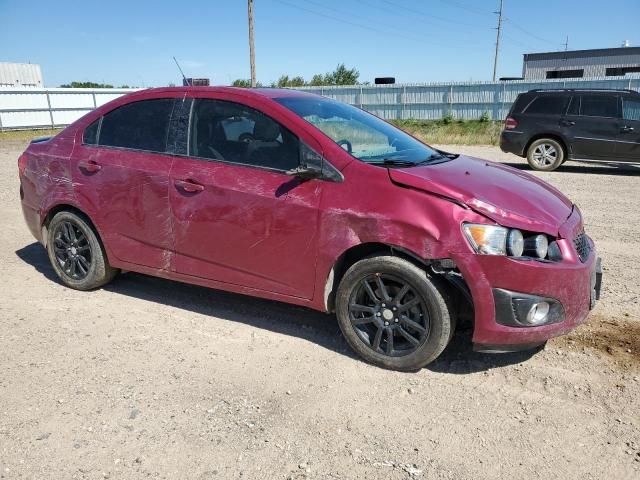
[337,139,352,153]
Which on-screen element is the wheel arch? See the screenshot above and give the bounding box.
[323,242,435,313]
[41,203,105,253]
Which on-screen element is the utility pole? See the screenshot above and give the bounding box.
[248,0,256,87]
[492,0,504,82]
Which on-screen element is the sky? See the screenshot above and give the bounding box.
[1,0,639,87]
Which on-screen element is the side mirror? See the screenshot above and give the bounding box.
[285,164,323,180]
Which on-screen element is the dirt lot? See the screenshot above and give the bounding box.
[1,138,639,480]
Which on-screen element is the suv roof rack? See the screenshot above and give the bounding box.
[526,88,638,94]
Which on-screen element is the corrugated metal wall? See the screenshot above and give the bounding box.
[0,63,44,88]
[1,76,639,130]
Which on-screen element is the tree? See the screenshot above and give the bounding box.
[231,78,263,88]
[324,63,360,86]
[231,64,361,88]
[59,81,115,88]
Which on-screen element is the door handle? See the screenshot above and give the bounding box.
[78,160,102,173]
[620,125,635,133]
[560,119,575,127]
[175,179,205,193]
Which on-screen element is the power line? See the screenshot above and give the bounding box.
[504,18,558,47]
[273,0,475,49]
[435,0,493,16]
[377,0,489,29]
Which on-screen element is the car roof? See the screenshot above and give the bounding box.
[525,88,638,95]
[126,86,320,100]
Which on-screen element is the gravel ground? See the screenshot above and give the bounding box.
[1,139,639,480]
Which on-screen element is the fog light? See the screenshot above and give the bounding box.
[526,301,550,325]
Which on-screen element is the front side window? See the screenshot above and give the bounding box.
[580,95,618,118]
[525,95,568,115]
[622,98,640,121]
[190,99,299,171]
[99,98,175,152]
[275,96,441,165]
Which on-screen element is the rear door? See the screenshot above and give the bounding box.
[72,97,183,270]
[615,95,640,161]
[169,95,323,299]
[564,94,620,159]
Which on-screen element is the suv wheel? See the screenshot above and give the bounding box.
[526,138,564,171]
[335,255,454,371]
[46,211,119,290]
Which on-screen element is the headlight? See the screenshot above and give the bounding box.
[463,223,556,260]
[507,229,524,257]
[463,224,508,255]
[525,234,548,259]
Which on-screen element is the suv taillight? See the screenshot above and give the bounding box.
[504,117,518,130]
[18,153,28,176]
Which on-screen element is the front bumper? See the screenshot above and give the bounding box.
[451,234,600,351]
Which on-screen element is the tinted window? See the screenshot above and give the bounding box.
[190,99,299,171]
[83,118,100,145]
[566,96,580,116]
[580,95,618,118]
[99,99,175,152]
[623,98,640,121]
[545,69,584,79]
[524,95,568,115]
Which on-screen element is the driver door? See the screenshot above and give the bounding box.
[169,96,323,299]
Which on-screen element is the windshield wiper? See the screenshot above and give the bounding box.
[367,158,417,168]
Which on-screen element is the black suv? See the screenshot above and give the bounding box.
[500,89,640,171]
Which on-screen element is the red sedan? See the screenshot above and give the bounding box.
[18,87,601,370]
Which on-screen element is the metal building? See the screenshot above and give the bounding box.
[0,63,44,88]
[522,47,640,80]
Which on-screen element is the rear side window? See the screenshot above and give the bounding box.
[622,98,640,121]
[99,99,175,152]
[511,94,532,114]
[524,95,568,115]
[580,95,618,118]
[83,118,100,145]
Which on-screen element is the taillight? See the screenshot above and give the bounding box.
[18,153,28,176]
[504,117,518,130]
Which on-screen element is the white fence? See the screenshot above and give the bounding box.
[1,76,639,130]
[0,88,139,130]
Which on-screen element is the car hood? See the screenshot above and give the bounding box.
[389,155,573,236]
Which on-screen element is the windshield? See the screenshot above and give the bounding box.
[274,96,442,165]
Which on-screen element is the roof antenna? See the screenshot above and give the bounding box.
[173,56,191,86]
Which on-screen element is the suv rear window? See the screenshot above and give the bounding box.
[524,95,568,115]
[580,95,618,118]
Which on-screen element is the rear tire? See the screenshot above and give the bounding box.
[526,138,564,171]
[335,255,454,371]
[46,211,119,290]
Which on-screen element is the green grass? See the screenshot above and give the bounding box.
[0,119,502,147]
[0,128,63,143]
[391,119,502,146]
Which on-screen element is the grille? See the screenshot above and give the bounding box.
[573,231,591,262]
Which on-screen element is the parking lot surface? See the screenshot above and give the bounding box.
[1,138,639,479]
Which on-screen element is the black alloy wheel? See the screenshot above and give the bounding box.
[52,220,92,280]
[348,273,430,357]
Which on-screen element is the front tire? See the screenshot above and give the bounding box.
[46,211,118,290]
[335,256,454,371]
[526,138,564,171]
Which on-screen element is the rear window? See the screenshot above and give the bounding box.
[99,99,175,153]
[580,95,618,118]
[524,95,568,115]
